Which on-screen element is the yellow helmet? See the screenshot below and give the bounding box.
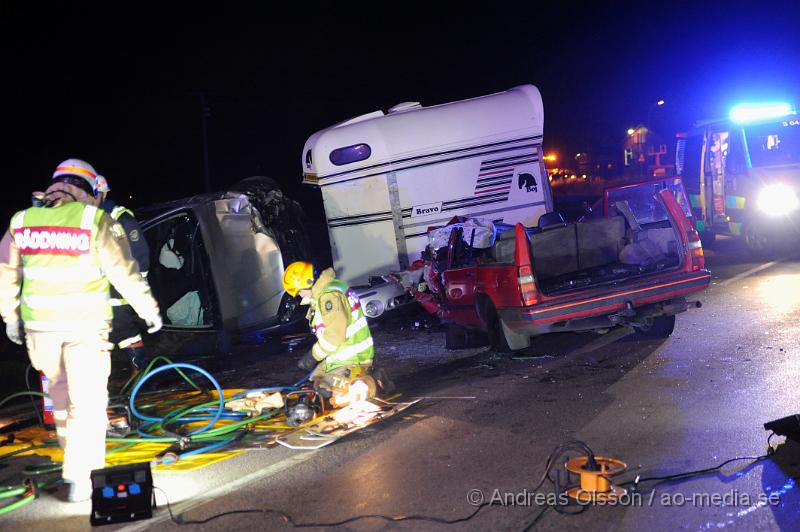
[282,261,315,297]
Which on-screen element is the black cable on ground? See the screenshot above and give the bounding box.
[155,486,493,527]
[615,432,776,494]
[154,436,781,531]
[619,454,770,493]
[155,439,599,529]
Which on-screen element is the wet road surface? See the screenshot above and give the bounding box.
[3,237,799,531]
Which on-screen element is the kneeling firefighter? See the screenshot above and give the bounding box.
[282,262,392,423]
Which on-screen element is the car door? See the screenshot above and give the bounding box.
[441,227,483,327]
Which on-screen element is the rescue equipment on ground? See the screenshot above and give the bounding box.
[563,455,627,503]
[0,355,406,519]
[90,462,154,526]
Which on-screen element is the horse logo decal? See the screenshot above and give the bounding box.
[518,172,538,193]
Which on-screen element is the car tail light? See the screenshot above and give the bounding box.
[518,265,539,306]
[514,223,540,306]
[687,227,704,271]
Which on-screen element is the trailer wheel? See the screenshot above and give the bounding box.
[634,314,675,338]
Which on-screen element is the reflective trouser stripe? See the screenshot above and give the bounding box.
[23,292,109,308]
[118,334,142,349]
[109,298,128,307]
[23,267,103,282]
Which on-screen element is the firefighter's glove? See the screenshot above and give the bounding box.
[146,315,163,334]
[298,351,317,371]
[5,321,23,345]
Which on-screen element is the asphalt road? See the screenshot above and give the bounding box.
[3,236,799,531]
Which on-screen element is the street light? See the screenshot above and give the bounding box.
[647,99,665,131]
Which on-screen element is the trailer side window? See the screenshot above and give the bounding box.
[329,143,371,166]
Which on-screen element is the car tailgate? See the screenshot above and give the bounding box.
[502,268,711,327]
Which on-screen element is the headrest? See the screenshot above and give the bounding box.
[538,212,566,231]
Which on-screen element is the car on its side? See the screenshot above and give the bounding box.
[135,177,311,356]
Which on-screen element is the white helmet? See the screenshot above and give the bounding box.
[95,175,110,193]
[52,158,98,195]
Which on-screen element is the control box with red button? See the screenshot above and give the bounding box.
[90,462,154,526]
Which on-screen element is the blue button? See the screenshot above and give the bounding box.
[129,483,141,495]
[102,486,114,498]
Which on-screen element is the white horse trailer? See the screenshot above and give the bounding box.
[302,84,552,285]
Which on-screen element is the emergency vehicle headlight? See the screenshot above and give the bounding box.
[757,184,799,216]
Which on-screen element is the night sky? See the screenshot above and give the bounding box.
[4,2,799,223]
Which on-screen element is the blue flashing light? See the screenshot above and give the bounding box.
[129,483,141,495]
[729,102,796,124]
[102,486,115,498]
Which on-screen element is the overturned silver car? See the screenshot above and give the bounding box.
[134,177,409,356]
[135,177,311,355]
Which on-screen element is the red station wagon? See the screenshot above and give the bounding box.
[436,178,711,351]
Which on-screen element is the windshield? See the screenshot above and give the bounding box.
[744,120,800,168]
[606,178,691,225]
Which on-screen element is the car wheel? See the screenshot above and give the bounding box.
[444,323,488,350]
[743,221,774,257]
[634,314,675,338]
[481,300,530,352]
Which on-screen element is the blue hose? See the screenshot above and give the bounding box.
[129,363,225,437]
[294,369,315,387]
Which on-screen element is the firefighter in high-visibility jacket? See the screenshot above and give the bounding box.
[282,262,375,403]
[93,175,151,374]
[0,159,162,503]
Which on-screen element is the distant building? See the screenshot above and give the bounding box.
[622,126,674,178]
